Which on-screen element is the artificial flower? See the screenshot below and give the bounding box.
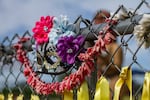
[48,15,76,45]
[33,16,53,44]
[14,15,118,95]
[133,14,150,48]
[57,35,84,64]
[14,33,99,95]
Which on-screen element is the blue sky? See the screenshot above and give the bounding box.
[0,0,149,39]
[0,0,150,84]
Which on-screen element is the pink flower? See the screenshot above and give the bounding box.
[33,16,53,44]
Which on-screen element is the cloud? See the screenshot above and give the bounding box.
[0,1,51,33]
[0,0,81,36]
[0,0,149,37]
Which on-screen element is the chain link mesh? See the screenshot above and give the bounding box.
[0,0,150,100]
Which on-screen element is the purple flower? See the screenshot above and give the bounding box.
[56,35,84,64]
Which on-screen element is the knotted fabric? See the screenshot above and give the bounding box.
[94,76,110,100]
[141,72,150,100]
[113,66,132,100]
[77,81,89,100]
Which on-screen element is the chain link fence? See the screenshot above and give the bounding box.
[0,0,150,100]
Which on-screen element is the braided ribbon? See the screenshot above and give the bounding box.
[113,66,132,100]
[141,72,150,100]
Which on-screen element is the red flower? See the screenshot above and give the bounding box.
[33,32,49,44]
[33,16,53,44]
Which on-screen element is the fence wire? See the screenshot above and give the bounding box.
[0,0,150,100]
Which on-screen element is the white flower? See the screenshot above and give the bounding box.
[48,15,76,45]
[133,14,150,48]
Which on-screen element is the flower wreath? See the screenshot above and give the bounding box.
[14,15,117,95]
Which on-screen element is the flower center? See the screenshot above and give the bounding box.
[44,26,48,32]
[67,48,73,53]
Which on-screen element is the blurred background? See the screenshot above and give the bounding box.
[0,0,150,99]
